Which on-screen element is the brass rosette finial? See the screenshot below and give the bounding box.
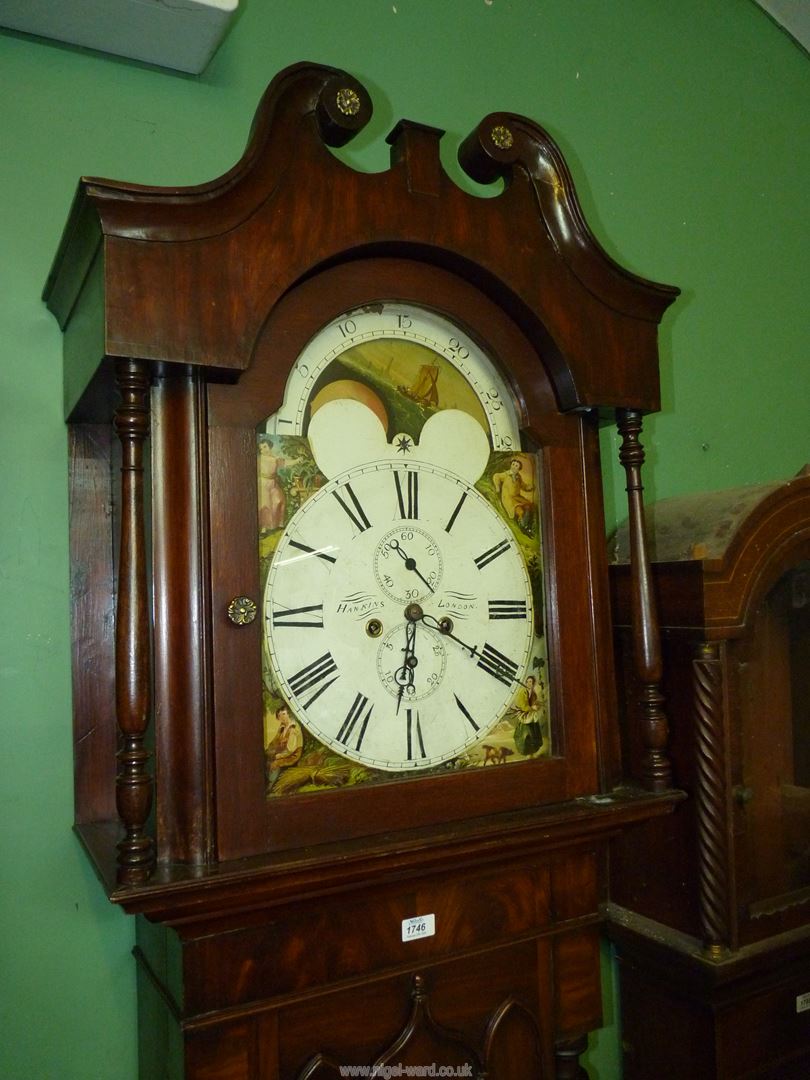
[316,69,372,147]
[227,596,257,626]
[490,124,514,150]
[336,87,361,116]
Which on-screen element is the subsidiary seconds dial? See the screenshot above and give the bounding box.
[264,461,534,771]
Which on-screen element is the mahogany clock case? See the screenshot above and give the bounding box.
[46,63,681,1078]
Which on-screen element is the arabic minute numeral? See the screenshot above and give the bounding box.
[486,388,503,412]
[447,337,469,360]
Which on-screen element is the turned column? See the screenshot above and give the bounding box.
[616,408,672,792]
[113,358,155,883]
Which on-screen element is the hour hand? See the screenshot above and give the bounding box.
[395,620,418,715]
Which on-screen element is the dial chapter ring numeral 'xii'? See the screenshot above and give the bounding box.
[394,470,419,520]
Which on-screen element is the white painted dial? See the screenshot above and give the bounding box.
[263,461,534,771]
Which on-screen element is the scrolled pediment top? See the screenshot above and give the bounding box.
[461,110,679,321]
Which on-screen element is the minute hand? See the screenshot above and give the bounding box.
[418,612,479,659]
[419,611,528,690]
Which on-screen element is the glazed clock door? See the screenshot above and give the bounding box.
[207,258,611,860]
[734,562,810,920]
[261,300,542,782]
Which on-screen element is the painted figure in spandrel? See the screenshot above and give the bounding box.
[493,456,534,529]
[258,440,286,530]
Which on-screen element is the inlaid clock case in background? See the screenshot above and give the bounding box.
[47,64,680,1079]
[608,472,810,1080]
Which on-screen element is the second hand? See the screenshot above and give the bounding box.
[387,539,435,594]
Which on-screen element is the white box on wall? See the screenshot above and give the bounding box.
[0,0,239,74]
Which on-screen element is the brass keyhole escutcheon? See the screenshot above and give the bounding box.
[227,596,257,626]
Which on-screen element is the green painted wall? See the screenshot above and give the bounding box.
[0,2,807,1077]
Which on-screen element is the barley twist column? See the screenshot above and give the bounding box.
[693,640,732,958]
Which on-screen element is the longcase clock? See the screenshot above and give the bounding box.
[46,63,680,1079]
[608,469,810,1079]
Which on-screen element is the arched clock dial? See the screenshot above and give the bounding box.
[267,302,520,452]
[263,461,535,771]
